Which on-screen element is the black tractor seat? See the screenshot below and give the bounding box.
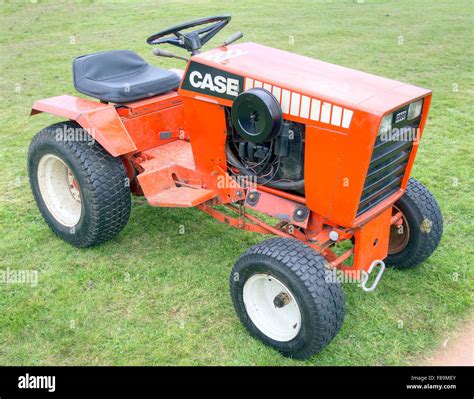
[73,50,181,103]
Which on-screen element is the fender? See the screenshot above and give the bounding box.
[31,95,137,157]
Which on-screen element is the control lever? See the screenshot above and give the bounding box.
[152,48,189,62]
[222,31,243,47]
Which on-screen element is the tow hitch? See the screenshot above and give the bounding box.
[360,260,386,292]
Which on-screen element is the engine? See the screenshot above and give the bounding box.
[225,88,305,193]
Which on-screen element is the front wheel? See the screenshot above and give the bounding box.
[28,121,131,247]
[230,237,345,359]
[386,178,443,269]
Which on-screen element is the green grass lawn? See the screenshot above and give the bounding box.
[0,0,472,365]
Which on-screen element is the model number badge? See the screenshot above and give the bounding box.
[394,109,407,123]
[182,62,244,100]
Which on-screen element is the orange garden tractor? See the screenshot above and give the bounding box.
[28,15,443,359]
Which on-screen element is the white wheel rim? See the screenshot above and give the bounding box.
[243,273,302,342]
[37,154,82,227]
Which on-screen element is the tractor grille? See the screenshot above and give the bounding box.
[356,112,422,216]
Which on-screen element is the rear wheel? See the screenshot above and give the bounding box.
[28,121,131,247]
[386,178,443,269]
[230,237,345,359]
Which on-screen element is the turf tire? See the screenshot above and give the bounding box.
[28,121,131,247]
[386,178,443,269]
[230,237,345,359]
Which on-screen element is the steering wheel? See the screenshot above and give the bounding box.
[146,15,231,54]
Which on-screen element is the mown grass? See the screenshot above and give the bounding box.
[0,0,472,365]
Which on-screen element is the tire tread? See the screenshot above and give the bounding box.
[386,177,443,268]
[231,237,345,359]
[28,121,131,247]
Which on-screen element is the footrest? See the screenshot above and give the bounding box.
[147,186,216,207]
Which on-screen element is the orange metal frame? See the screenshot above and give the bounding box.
[30,42,433,277]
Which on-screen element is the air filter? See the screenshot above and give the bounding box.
[231,88,282,143]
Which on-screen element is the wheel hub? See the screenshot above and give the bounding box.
[243,274,301,342]
[67,171,81,202]
[388,205,410,254]
[273,292,291,308]
[37,154,82,227]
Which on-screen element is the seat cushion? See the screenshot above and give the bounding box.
[73,50,181,103]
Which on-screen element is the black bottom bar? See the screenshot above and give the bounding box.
[0,366,472,396]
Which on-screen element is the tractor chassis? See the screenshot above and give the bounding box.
[196,184,404,289]
[31,93,405,291]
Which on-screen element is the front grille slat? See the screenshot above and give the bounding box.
[357,186,400,215]
[373,129,410,152]
[360,175,403,206]
[370,140,412,169]
[366,152,409,181]
[364,164,407,192]
[356,111,422,216]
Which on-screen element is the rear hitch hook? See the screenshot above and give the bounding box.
[360,260,386,292]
